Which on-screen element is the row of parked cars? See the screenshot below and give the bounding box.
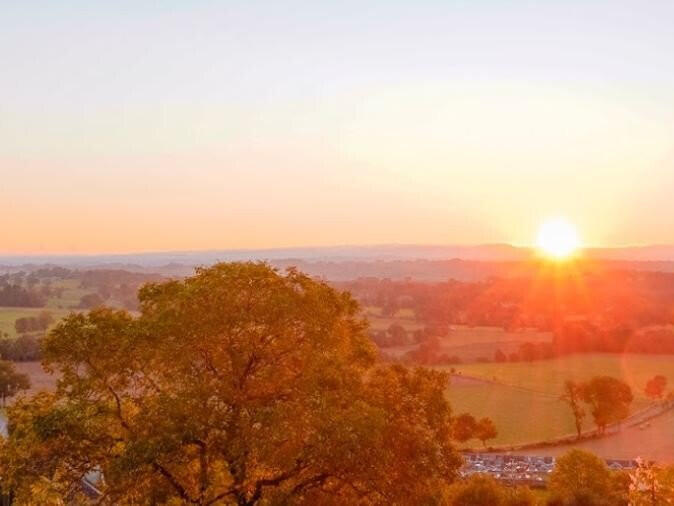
[461,453,637,487]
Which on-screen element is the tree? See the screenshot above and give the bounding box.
[645,375,667,401]
[75,292,105,309]
[475,417,497,448]
[452,413,477,443]
[494,349,507,363]
[548,449,624,506]
[518,342,538,362]
[386,322,408,346]
[0,263,463,505]
[14,311,52,336]
[503,486,537,506]
[561,380,586,439]
[629,459,674,506]
[14,317,30,335]
[0,359,30,406]
[448,474,505,506]
[580,376,633,434]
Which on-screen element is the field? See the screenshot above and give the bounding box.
[45,278,92,309]
[0,307,72,339]
[450,353,674,401]
[440,353,674,448]
[446,377,576,446]
[515,408,674,463]
[376,319,553,361]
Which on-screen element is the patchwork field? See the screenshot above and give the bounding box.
[378,323,553,361]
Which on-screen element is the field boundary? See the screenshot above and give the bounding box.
[450,373,559,399]
[478,401,674,454]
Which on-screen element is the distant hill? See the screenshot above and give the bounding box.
[0,244,531,268]
[2,244,674,281]
[584,245,674,262]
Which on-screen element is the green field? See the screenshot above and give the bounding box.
[45,278,91,309]
[450,353,674,400]
[446,378,576,446]
[0,307,72,339]
[378,323,553,361]
[441,353,674,446]
[516,408,674,463]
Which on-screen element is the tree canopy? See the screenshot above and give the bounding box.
[579,376,633,434]
[644,375,668,401]
[560,380,586,439]
[0,360,30,407]
[548,449,628,506]
[0,262,462,505]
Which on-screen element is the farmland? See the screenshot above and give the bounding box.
[371,313,553,362]
[367,310,673,448]
[440,353,674,448]
[515,408,674,464]
[0,307,72,339]
[446,376,577,446]
[449,353,674,401]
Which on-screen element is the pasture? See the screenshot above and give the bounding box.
[0,307,72,339]
[516,408,674,463]
[45,278,92,309]
[446,377,577,446]
[443,353,674,447]
[378,322,553,361]
[451,353,674,401]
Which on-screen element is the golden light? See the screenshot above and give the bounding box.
[536,218,581,259]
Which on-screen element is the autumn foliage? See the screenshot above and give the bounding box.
[0,263,462,504]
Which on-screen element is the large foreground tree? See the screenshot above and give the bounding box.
[0,263,461,505]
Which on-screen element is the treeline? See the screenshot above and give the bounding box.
[0,335,41,361]
[0,283,45,307]
[554,321,674,355]
[14,311,53,334]
[340,267,674,331]
[77,269,163,311]
[0,268,163,312]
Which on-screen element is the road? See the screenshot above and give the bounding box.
[513,407,674,463]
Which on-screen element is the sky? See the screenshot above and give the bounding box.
[2,0,674,254]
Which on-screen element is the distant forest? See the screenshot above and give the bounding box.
[338,266,674,357]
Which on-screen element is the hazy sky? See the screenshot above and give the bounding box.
[2,1,674,254]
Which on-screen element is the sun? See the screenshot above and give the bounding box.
[536,218,581,259]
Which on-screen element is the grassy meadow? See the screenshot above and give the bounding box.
[439,353,674,446]
[450,353,674,401]
[446,378,577,446]
[0,307,72,339]
[44,278,91,309]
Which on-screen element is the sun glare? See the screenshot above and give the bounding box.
[536,218,581,259]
